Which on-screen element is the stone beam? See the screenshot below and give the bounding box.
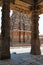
[0,1,43,15]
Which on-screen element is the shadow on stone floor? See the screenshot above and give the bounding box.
[11,52,43,65]
[0,53,43,65]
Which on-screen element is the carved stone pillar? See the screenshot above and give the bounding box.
[0,0,10,59]
[23,23,25,43]
[31,2,41,55]
[19,21,21,43]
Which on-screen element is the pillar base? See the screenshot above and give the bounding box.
[0,53,10,60]
[31,44,41,55]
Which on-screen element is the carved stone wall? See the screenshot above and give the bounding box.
[10,10,31,44]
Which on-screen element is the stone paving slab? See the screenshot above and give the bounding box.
[0,53,43,65]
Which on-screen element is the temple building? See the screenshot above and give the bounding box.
[10,11,31,46]
[10,11,43,46]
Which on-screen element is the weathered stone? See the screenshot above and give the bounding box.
[0,0,10,59]
[31,0,41,55]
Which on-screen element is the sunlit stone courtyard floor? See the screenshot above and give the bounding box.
[0,44,43,65]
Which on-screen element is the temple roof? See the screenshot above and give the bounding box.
[0,0,43,15]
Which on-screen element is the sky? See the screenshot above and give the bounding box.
[39,14,43,35]
[0,7,43,35]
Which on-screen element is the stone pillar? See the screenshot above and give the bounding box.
[0,0,10,59]
[19,21,21,43]
[23,23,25,43]
[31,1,41,55]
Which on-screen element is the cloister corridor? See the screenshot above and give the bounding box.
[0,0,43,65]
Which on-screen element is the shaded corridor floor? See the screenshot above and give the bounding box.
[0,53,43,65]
[0,45,43,65]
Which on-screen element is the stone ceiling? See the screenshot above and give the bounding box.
[20,0,43,5]
[0,0,43,15]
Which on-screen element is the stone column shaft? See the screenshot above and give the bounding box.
[23,23,25,43]
[0,0,10,59]
[19,22,21,43]
[31,10,41,55]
